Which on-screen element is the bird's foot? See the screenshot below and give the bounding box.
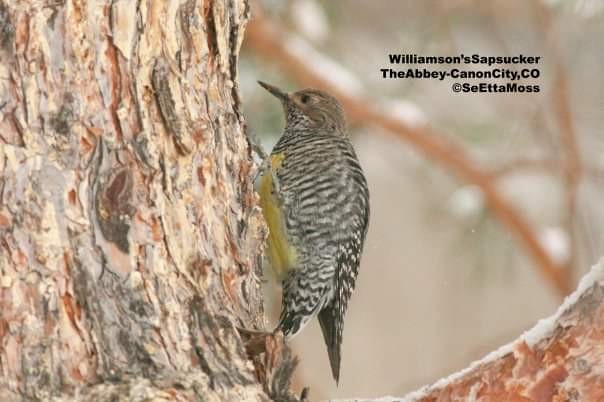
[236,326,274,357]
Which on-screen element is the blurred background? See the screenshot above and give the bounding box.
[239,0,604,399]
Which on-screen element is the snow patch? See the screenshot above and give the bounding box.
[384,100,427,129]
[538,227,570,265]
[290,0,329,42]
[447,185,485,219]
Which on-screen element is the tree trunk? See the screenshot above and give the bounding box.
[0,1,294,401]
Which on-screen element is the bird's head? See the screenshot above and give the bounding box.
[258,81,347,134]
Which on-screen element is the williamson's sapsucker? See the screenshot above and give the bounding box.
[257,81,370,383]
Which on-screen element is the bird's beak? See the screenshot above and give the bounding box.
[258,81,289,102]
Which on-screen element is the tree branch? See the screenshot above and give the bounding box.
[336,258,604,401]
[534,1,583,278]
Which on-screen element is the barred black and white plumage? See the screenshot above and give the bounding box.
[257,81,370,383]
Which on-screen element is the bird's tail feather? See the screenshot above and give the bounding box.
[318,305,342,384]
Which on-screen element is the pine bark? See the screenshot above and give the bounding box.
[0,1,292,401]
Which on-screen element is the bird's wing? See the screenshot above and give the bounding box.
[319,183,369,383]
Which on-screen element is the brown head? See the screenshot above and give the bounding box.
[258,81,347,134]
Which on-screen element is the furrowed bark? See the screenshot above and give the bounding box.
[0,1,297,401]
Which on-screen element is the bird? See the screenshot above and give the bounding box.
[257,81,370,383]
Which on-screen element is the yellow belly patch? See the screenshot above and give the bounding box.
[259,153,297,280]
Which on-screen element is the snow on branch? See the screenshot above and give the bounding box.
[336,258,604,402]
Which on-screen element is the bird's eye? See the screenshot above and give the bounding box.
[300,94,311,104]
